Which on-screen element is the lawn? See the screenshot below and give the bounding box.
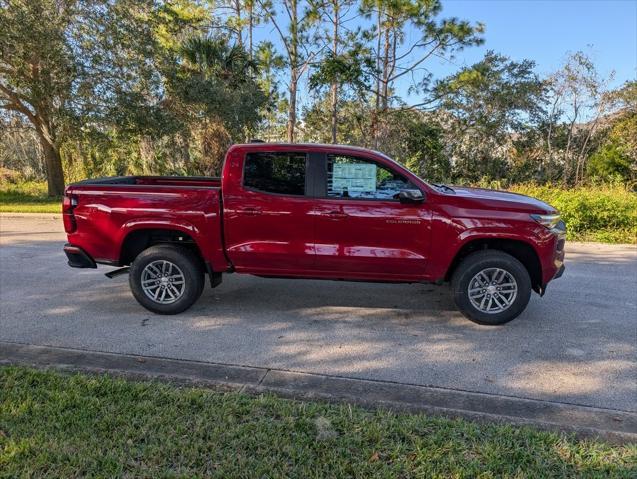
[0,181,61,213]
[0,366,635,478]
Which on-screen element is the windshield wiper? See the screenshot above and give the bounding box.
[431,183,455,193]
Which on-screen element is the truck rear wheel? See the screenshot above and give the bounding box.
[129,245,204,315]
[451,250,532,325]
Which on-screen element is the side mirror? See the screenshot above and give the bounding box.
[398,189,425,204]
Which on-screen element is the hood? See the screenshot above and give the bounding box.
[449,186,557,213]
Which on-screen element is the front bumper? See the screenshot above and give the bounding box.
[552,231,566,278]
[539,231,565,294]
[64,243,97,268]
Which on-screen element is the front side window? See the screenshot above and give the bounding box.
[327,154,414,200]
[244,152,306,195]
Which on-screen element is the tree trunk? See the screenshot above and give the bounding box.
[330,82,338,144]
[372,5,382,148]
[39,135,65,196]
[248,2,254,61]
[234,0,242,47]
[330,0,340,144]
[381,25,390,112]
[287,71,298,142]
[177,130,191,170]
[287,0,299,143]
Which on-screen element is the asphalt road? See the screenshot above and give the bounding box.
[1,214,636,412]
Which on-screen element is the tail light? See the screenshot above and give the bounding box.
[62,193,78,233]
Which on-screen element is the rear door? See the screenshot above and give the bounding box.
[223,150,319,274]
[313,152,431,279]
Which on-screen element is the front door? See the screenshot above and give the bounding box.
[313,153,431,280]
[223,150,317,275]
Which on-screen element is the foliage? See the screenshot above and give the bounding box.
[588,141,634,183]
[258,0,322,142]
[588,113,636,183]
[0,0,80,195]
[161,34,267,173]
[360,0,484,111]
[540,52,618,185]
[0,0,267,190]
[0,1,634,193]
[401,129,448,181]
[0,179,60,212]
[309,48,372,98]
[433,52,546,181]
[172,36,265,134]
[1,366,635,477]
[509,183,637,243]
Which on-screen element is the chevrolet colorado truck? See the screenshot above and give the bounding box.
[63,143,565,325]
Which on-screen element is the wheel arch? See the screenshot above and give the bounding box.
[119,227,204,267]
[445,237,543,293]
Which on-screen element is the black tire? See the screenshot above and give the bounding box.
[129,245,204,315]
[451,250,532,325]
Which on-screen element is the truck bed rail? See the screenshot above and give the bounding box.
[69,176,221,188]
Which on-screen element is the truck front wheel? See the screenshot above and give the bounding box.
[451,250,532,325]
[129,245,204,314]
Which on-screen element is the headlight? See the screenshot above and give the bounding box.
[530,214,561,229]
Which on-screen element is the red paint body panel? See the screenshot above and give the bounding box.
[312,198,432,278]
[65,181,229,272]
[64,144,565,288]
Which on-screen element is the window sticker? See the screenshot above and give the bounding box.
[332,163,377,196]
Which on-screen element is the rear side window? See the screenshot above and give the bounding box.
[244,152,307,196]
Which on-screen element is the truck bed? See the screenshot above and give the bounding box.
[64,176,228,271]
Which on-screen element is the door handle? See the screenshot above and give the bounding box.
[240,207,261,215]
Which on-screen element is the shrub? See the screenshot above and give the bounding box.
[509,183,637,243]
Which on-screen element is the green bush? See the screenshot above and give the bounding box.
[509,183,637,243]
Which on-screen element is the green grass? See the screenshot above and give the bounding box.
[0,367,635,478]
[0,181,61,213]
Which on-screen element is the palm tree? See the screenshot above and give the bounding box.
[180,36,257,82]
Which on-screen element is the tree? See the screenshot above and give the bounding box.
[360,0,484,145]
[258,0,320,142]
[397,111,448,181]
[255,41,287,138]
[434,52,546,181]
[0,0,78,195]
[216,0,265,60]
[308,0,369,143]
[166,35,267,172]
[0,0,172,194]
[588,82,637,183]
[544,51,617,185]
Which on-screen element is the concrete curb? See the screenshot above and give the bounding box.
[1,341,635,444]
[0,212,61,219]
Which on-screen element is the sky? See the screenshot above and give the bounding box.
[434,0,636,82]
[252,0,637,107]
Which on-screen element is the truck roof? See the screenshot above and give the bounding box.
[228,142,389,158]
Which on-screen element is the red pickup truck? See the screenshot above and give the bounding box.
[63,142,565,325]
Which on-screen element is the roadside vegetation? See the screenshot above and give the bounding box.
[1,366,635,478]
[510,183,637,244]
[0,180,60,213]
